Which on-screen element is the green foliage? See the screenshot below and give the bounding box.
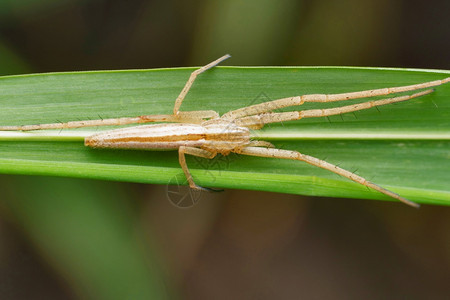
[1,176,167,299]
[0,66,449,205]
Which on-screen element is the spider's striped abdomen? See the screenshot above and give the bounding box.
[85,123,250,153]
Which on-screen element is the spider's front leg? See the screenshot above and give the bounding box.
[238,146,420,208]
[222,77,450,120]
[235,89,434,127]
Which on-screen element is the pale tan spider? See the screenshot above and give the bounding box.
[1,55,449,207]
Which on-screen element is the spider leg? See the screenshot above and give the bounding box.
[178,146,217,191]
[0,55,232,131]
[222,77,450,119]
[246,140,275,148]
[173,54,231,115]
[238,146,419,208]
[235,89,433,128]
[0,111,220,131]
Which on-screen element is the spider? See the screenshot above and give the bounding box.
[1,55,448,207]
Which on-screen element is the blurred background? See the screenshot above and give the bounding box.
[0,0,449,299]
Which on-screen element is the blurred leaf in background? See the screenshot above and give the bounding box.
[0,41,30,75]
[0,176,167,299]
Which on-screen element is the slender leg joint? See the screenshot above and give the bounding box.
[173,55,231,115]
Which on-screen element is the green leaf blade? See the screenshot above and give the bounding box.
[0,66,449,205]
